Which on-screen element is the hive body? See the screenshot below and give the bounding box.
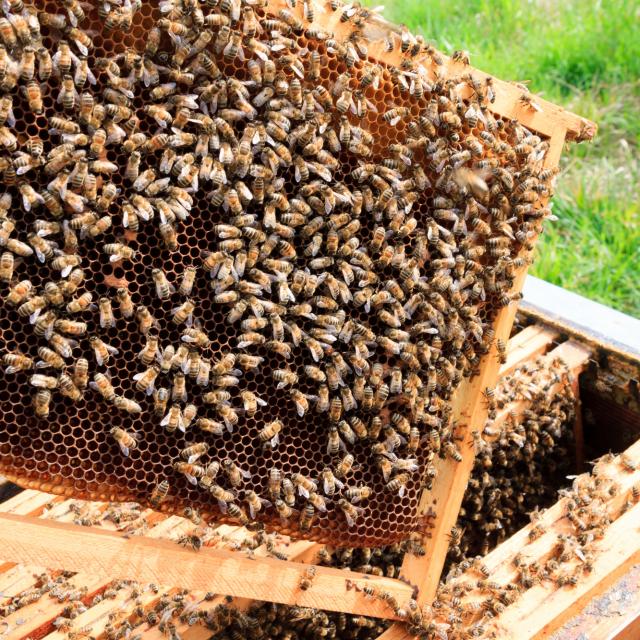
[0,0,556,545]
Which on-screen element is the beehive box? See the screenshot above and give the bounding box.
[0,0,594,548]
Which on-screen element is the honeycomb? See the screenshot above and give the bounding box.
[0,0,560,546]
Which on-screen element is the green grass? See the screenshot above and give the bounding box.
[376,0,640,317]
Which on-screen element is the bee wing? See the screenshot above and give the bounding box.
[106,344,119,355]
[260,497,272,509]
[73,40,88,57]
[185,474,198,486]
[248,502,256,519]
[297,485,309,499]
[118,443,130,457]
[342,509,355,527]
[335,478,345,491]
[29,309,42,324]
[217,499,228,514]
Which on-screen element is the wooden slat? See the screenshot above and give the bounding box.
[549,563,640,640]
[399,265,531,603]
[483,439,640,578]
[499,325,559,377]
[0,565,44,605]
[268,0,595,141]
[395,127,569,604]
[1,573,107,640]
[0,489,61,516]
[490,502,640,639]
[0,514,411,619]
[485,340,591,449]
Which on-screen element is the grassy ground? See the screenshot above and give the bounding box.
[379,0,640,316]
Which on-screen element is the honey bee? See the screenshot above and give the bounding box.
[181,442,209,464]
[171,299,195,325]
[24,79,43,113]
[110,427,141,457]
[179,266,197,296]
[116,288,133,319]
[298,503,315,531]
[18,295,47,322]
[496,338,507,364]
[338,498,364,527]
[98,297,115,329]
[151,268,175,300]
[240,390,267,418]
[299,566,317,591]
[90,373,116,402]
[35,346,65,370]
[173,461,205,486]
[135,305,158,335]
[133,364,160,395]
[89,336,119,366]
[33,389,51,418]
[273,368,299,389]
[104,243,135,262]
[274,498,296,526]
[386,473,410,497]
[150,480,170,508]
[58,373,83,401]
[222,458,251,487]
[0,251,13,282]
[72,358,88,390]
[258,419,283,448]
[244,490,271,519]
[292,473,317,499]
[171,371,187,403]
[3,351,35,374]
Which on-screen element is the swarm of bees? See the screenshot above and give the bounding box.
[448,355,577,563]
[0,0,561,544]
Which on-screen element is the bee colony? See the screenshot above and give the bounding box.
[0,0,596,551]
[1,429,638,640]
[448,355,577,563]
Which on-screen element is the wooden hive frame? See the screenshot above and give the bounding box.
[0,0,597,635]
[0,326,594,637]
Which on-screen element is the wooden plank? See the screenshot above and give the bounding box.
[499,326,559,377]
[0,514,411,619]
[267,0,595,141]
[0,565,43,605]
[1,573,107,640]
[0,490,60,516]
[549,563,640,640]
[41,582,156,640]
[395,127,570,611]
[399,265,531,603]
[522,275,640,361]
[572,375,586,472]
[490,502,640,639]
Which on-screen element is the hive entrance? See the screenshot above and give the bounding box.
[0,0,558,546]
